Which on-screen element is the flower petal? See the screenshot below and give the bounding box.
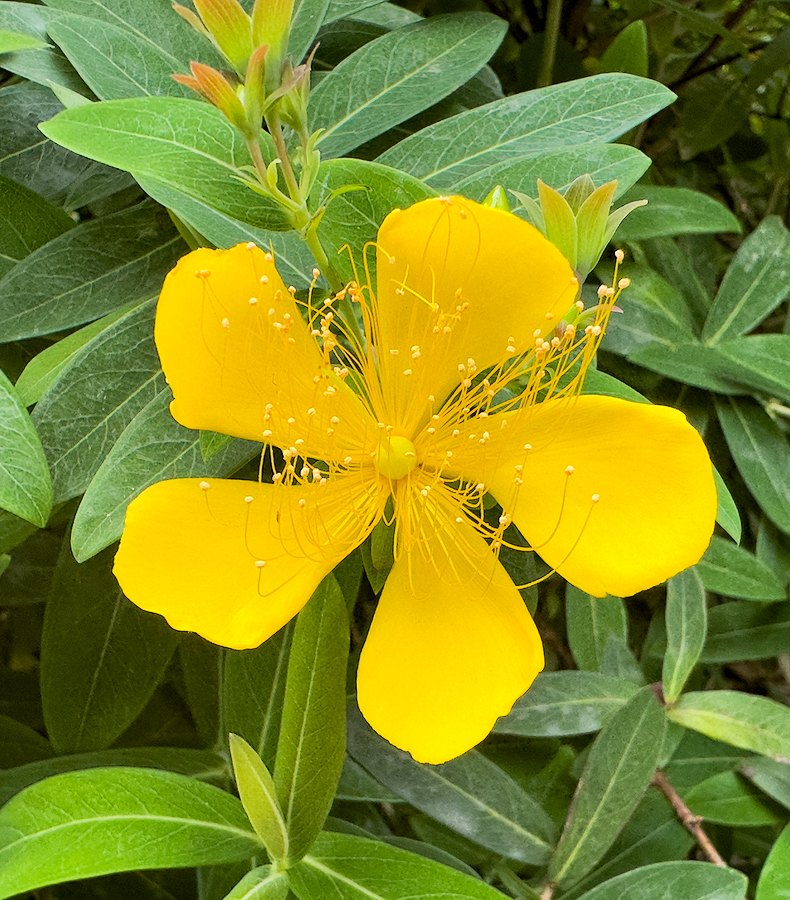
[114,474,383,649]
[357,517,543,764]
[156,244,375,459]
[374,197,578,433]
[485,395,717,597]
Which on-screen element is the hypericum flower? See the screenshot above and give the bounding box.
[114,196,716,764]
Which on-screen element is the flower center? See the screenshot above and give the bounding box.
[374,434,418,481]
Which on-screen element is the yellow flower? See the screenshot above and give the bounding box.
[114,196,716,764]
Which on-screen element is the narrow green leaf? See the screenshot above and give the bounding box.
[494,671,640,737]
[291,831,510,900]
[614,186,741,242]
[179,636,226,748]
[757,821,790,900]
[548,687,666,888]
[336,757,402,803]
[626,343,741,395]
[684,770,783,826]
[713,468,741,544]
[714,334,790,405]
[222,865,290,900]
[702,216,790,344]
[0,175,75,280]
[716,397,790,537]
[40,542,178,754]
[310,13,506,158]
[0,202,184,342]
[223,622,293,772]
[0,29,48,55]
[742,756,790,812]
[47,13,194,100]
[676,74,750,160]
[701,600,790,663]
[0,370,52,527]
[566,585,628,672]
[15,299,146,407]
[289,0,331,63]
[230,734,288,862]
[323,0,387,25]
[573,860,747,900]
[31,300,166,505]
[668,691,790,760]
[274,577,348,865]
[0,746,227,808]
[70,389,259,561]
[39,97,288,231]
[0,768,262,898]
[0,715,53,769]
[377,73,674,190]
[347,706,555,865]
[662,568,707,704]
[696,535,785,600]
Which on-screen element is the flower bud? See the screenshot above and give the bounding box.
[173,61,247,132]
[192,0,254,74]
[252,0,295,92]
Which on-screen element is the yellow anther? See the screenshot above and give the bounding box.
[565,465,575,475]
[199,481,210,490]
[254,560,266,568]
[221,318,230,329]
[244,496,254,503]
[260,275,269,284]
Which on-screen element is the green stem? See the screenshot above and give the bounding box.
[266,109,301,203]
[537,0,563,87]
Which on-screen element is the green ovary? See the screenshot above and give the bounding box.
[374,434,418,481]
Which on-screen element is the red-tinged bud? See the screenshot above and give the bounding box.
[275,49,313,133]
[252,0,294,91]
[172,3,212,41]
[180,61,248,131]
[192,0,253,74]
[243,44,268,134]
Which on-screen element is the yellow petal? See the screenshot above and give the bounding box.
[485,395,717,597]
[357,515,543,764]
[156,244,375,460]
[114,474,383,649]
[374,197,578,434]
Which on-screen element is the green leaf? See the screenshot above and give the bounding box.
[565,585,628,672]
[70,389,259,561]
[548,687,666,889]
[0,715,53,769]
[742,756,790,812]
[0,81,128,208]
[683,770,784,826]
[494,671,640,737]
[662,568,707,705]
[222,865,290,900]
[289,0,331,63]
[713,468,741,544]
[696,535,786,600]
[0,202,184,342]
[714,334,790,405]
[668,691,790,760]
[701,600,790,663]
[15,299,146,407]
[323,0,387,25]
[0,767,262,898]
[312,157,435,283]
[274,577,348,865]
[180,636,225,747]
[602,264,699,357]
[757,820,790,900]
[290,831,510,900]
[39,97,288,230]
[455,144,649,204]
[573,860,747,900]
[598,20,648,77]
[0,370,52,528]
[716,397,790,537]
[223,622,293,773]
[310,13,506,158]
[625,342,744,394]
[230,734,288,862]
[47,13,195,100]
[40,542,179,754]
[347,706,555,865]
[702,217,790,344]
[614,187,741,242]
[135,176,323,291]
[377,73,675,190]
[31,300,165,505]
[0,746,227,807]
[336,757,402,803]
[676,74,750,161]
[0,175,75,280]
